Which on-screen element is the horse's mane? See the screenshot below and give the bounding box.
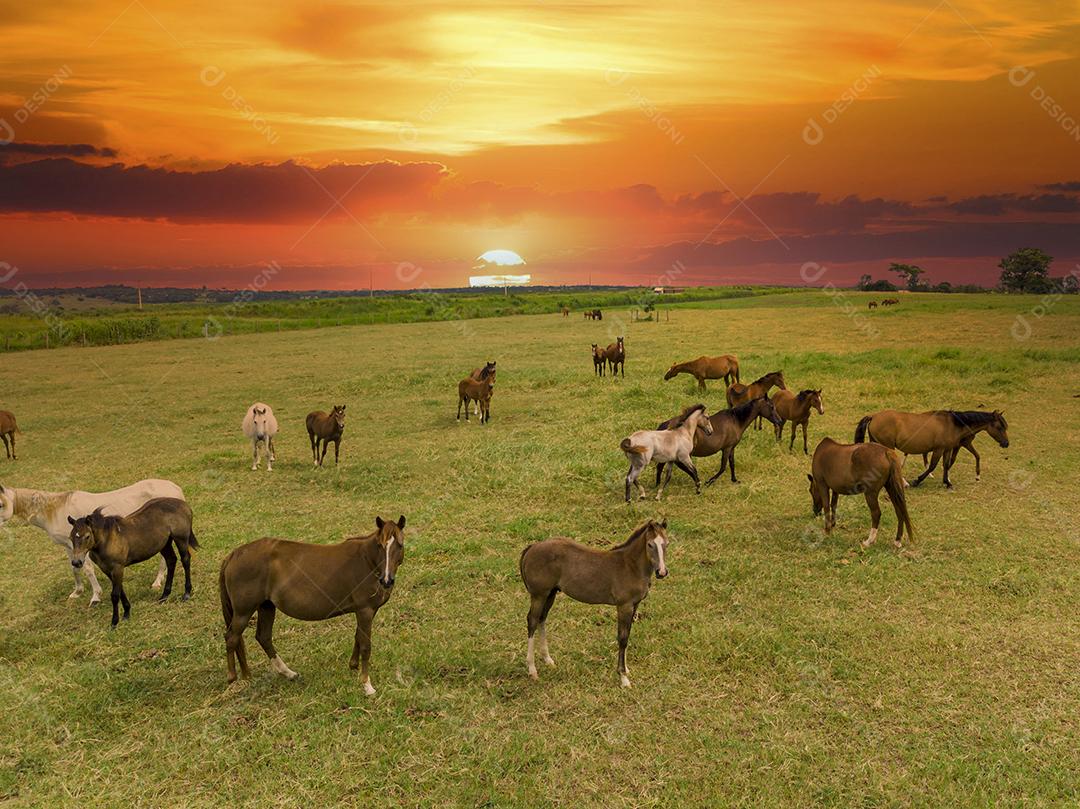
[753,371,782,384]
[946,410,1002,428]
[612,520,659,550]
[90,507,124,532]
[478,363,495,380]
[796,389,816,401]
[667,403,705,429]
[729,398,762,419]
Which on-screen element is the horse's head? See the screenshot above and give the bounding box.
[373,515,406,588]
[617,336,624,347]
[811,389,824,415]
[807,474,823,515]
[333,404,346,428]
[645,519,669,579]
[250,404,271,437]
[770,371,787,390]
[67,510,103,568]
[755,396,783,426]
[663,364,679,380]
[691,405,713,436]
[0,484,13,526]
[988,411,1009,448]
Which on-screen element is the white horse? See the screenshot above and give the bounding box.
[620,404,713,501]
[242,402,278,471]
[0,478,184,605]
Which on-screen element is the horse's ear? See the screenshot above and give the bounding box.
[397,514,406,529]
[375,516,385,529]
[68,515,76,525]
[659,518,667,528]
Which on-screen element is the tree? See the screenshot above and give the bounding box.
[857,273,873,290]
[998,248,1052,293]
[889,263,926,291]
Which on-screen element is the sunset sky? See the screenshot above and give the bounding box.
[1,0,1079,289]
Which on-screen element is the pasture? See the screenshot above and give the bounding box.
[0,290,1078,807]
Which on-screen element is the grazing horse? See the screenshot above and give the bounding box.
[0,410,18,460]
[657,397,782,486]
[808,438,914,548]
[218,515,406,694]
[772,389,824,454]
[242,402,278,471]
[854,409,1009,488]
[469,361,496,415]
[306,405,346,467]
[868,301,878,309]
[519,519,669,688]
[621,404,713,501]
[663,355,740,390]
[604,337,625,377]
[457,376,494,423]
[584,310,593,320]
[68,498,198,628]
[591,343,606,376]
[0,478,182,604]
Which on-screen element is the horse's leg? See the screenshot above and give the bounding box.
[537,589,557,667]
[656,462,673,501]
[319,439,329,467]
[83,557,102,606]
[774,418,783,443]
[942,447,957,489]
[151,555,167,590]
[802,421,809,455]
[251,438,260,470]
[308,431,317,464]
[225,609,253,682]
[268,435,276,463]
[119,578,131,622]
[674,458,701,494]
[177,536,194,600]
[333,438,340,465]
[256,602,298,680]
[350,607,376,695]
[705,451,728,486]
[654,462,665,490]
[829,491,839,533]
[966,439,981,481]
[729,449,738,483]
[913,449,942,487]
[526,592,550,679]
[861,491,881,547]
[109,570,122,628]
[158,542,177,602]
[8,430,13,459]
[789,421,796,451]
[1,433,8,458]
[616,602,635,688]
[698,377,706,392]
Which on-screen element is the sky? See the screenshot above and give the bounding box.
[1,0,1079,289]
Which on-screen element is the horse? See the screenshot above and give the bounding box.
[663,355,739,390]
[594,309,603,321]
[218,515,406,694]
[457,375,494,423]
[808,438,914,548]
[561,307,569,317]
[67,498,198,628]
[591,343,606,376]
[772,389,824,454]
[727,371,786,429]
[306,405,346,467]
[620,404,713,501]
[868,301,878,309]
[0,478,183,604]
[242,402,278,471]
[656,397,782,486]
[0,410,18,460]
[604,337,625,377]
[854,409,1009,488]
[469,361,496,415]
[519,519,669,688]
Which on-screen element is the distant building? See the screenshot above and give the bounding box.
[653,286,686,294]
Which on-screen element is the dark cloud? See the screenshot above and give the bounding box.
[1038,181,1080,192]
[0,142,117,160]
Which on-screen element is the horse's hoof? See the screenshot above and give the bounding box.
[110,624,117,631]
[543,656,555,667]
[89,598,101,606]
[363,681,376,696]
[182,593,192,601]
[528,669,539,680]
[68,591,80,600]
[619,675,631,688]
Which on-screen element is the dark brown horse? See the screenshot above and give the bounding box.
[728,370,787,430]
[457,376,493,423]
[808,438,914,548]
[67,497,198,628]
[519,519,669,688]
[0,410,17,460]
[591,343,606,376]
[307,405,346,466]
[219,515,406,694]
[854,409,1009,488]
[868,301,878,309]
[656,396,782,485]
[604,337,625,377]
[663,354,739,390]
[772,389,824,454]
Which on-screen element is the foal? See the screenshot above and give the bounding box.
[68,497,198,628]
[0,410,17,460]
[604,337,625,377]
[457,376,494,423]
[242,402,278,471]
[591,344,606,376]
[469,361,496,415]
[621,404,713,501]
[520,519,669,688]
[219,515,406,694]
[772,389,824,454]
[306,405,346,466]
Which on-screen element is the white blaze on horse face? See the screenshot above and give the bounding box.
[384,537,395,583]
[652,538,668,577]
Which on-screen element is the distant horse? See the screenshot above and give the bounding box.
[591,343,606,376]
[808,438,914,548]
[469,361,496,415]
[772,389,824,454]
[219,515,406,694]
[881,298,899,306]
[307,405,346,467]
[457,376,493,423]
[620,404,713,501]
[664,355,739,390]
[594,309,603,321]
[520,519,669,688]
[868,301,878,309]
[242,402,278,471]
[0,478,182,604]
[0,410,18,460]
[561,307,570,317]
[604,337,625,377]
[854,409,1009,488]
[727,371,787,429]
[657,396,782,486]
[68,497,198,628]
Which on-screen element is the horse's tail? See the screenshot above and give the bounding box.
[187,528,200,550]
[219,554,233,627]
[518,544,535,583]
[885,452,914,544]
[620,438,647,455]
[854,415,872,443]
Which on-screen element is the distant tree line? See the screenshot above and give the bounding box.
[854,249,1078,294]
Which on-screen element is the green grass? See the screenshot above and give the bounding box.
[0,292,1078,806]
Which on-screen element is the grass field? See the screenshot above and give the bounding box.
[0,290,1078,807]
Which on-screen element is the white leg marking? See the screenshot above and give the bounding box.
[527,636,538,678]
[85,565,102,605]
[151,557,167,590]
[539,623,554,666]
[862,527,879,548]
[363,677,376,696]
[271,655,299,680]
[620,673,631,688]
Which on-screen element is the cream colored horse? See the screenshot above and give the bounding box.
[242,402,279,471]
[0,478,183,604]
[620,404,713,501]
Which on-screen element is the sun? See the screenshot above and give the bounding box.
[476,249,526,266]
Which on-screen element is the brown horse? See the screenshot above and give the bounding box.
[808,438,914,548]
[519,519,669,688]
[561,307,569,317]
[307,405,346,466]
[772,389,824,454]
[854,409,1009,488]
[0,410,17,460]
[656,396,782,486]
[727,371,786,430]
[218,515,406,694]
[457,376,493,423]
[468,361,497,415]
[868,301,878,309]
[604,337,625,377]
[663,355,739,390]
[67,497,198,628]
[591,343,606,376]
